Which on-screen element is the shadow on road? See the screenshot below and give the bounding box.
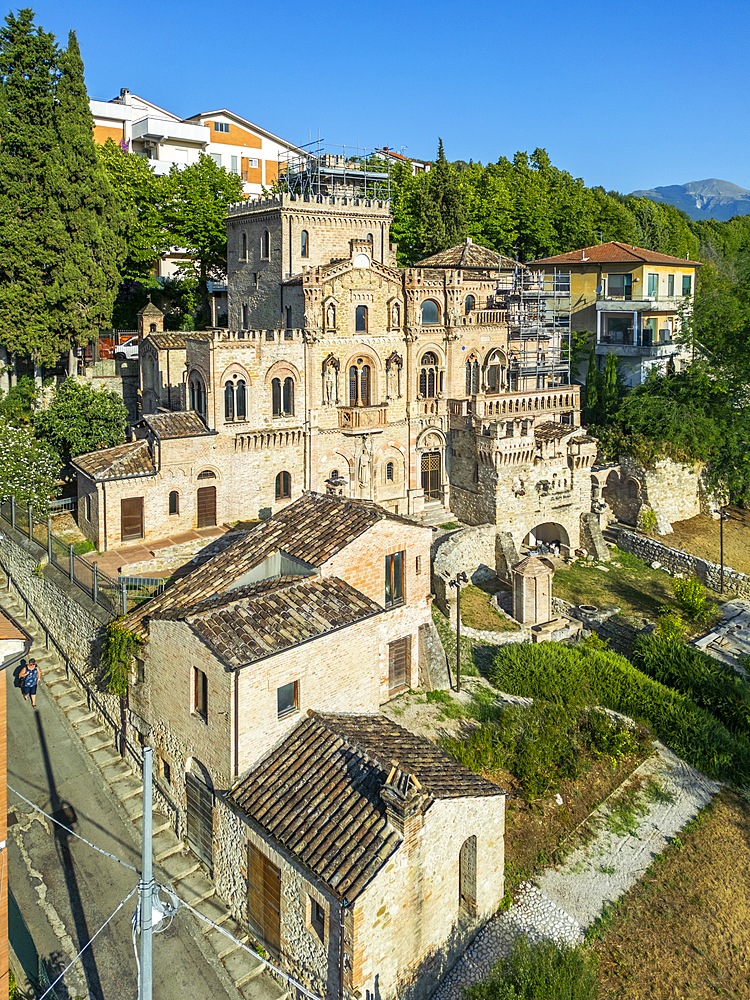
[35,711,105,999]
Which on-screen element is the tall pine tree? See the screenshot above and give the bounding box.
[0,12,123,369]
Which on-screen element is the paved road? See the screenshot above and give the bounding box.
[7,650,233,1000]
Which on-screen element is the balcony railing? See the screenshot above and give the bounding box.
[338,403,388,432]
[596,294,689,313]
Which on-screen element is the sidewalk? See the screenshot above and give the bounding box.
[2,580,288,1000]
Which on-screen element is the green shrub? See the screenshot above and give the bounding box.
[673,577,711,624]
[632,634,750,739]
[654,608,688,640]
[489,642,750,784]
[101,620,142,696]
[442,701,643,800]
[638,506,659,535]
[465,935,599,1000]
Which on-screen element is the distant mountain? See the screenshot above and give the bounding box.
[630,178,750,221]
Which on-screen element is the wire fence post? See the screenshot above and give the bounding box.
[27,505,33,542]
[92,562,99,605]
[121,582,128,616]
[69,544,74,583]
[10,496,15,529]
[47,518,53,564]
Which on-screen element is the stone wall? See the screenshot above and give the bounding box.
[432,525,499,618]
[601,456,714,533]
[616,528,750,597]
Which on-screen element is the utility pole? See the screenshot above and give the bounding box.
[719,508,730,595]
[139,746,153,1000]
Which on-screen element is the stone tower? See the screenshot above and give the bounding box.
[512,556,554,625]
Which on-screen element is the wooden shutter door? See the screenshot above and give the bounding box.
[186,771,214,870]
[248,844,281,952]
[388,636,411,696]
[120,497,144,541]
[196,486,216,528]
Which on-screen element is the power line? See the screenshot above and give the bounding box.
[38,886,138,1000]
[8,785,140,874]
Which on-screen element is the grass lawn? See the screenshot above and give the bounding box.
[591,790,750,1000]
[667,511,750,577]
[553,547,720,626]
[460,583,520,633]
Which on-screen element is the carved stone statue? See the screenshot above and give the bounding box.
[324,365,337,405]
[326,303,336,329]
[358,438,371,486]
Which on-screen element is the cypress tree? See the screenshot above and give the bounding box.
[602,352,620,421]
[52,31,124,364]
[583,343,601,425]
[0,8,66,365]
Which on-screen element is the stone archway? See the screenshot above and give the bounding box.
[523,522,570,554]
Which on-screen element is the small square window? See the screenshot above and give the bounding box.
[309,897,325,942]
[277,680,299,718]
[248,157,259,168]
[158,755,172,786]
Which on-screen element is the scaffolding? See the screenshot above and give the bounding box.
[278,140,391,201]
[494,267,572,392]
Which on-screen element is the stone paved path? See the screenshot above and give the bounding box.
[432,743,719,1000]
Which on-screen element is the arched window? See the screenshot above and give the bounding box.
[366,232,373,244]
[330,468,340,482]
[419,351,440,398]
[197,469,216,480]
[236,380,247,420]
[168,491,179,515]
[386,461,395,482]
[261,229,270,259]
[300,230,309,258]
[241,232,247,260]
[189,374,206,418]
[272,376,295,416]
[224,381,234,420]
[149,322,157,333]
[355,305,368,333]
[464,295,475,315]
[275,471,291,499]
[349,360,372,407]
[421,299,440,325]
[459,835,477,913]
[485,350,506,395]
[465,358,480,396]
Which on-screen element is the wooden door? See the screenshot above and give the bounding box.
[196,486,216,528]
[248,844,281,952]
[186,770,214,870]
[388,636,411,696]
[120,497,144,542]
[421,451,441,500]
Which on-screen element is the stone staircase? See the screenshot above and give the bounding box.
[411,502,456,529]
[601,523,622,546]
[1,579,291,1000]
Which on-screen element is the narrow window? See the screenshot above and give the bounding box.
[272,377,281,416]
[277,680,299,718]
[385,550,405,607]
[419,352,439,398]
[415,555,422,575]
[349,365,358,405]
[85,494,92,521]
[231,154,239,174]
[386,461,395,482]
[224,381,234,421]
[236,380,247,420]
[283,377,294,415]
[242,304,249,328]
[159,756,172,786]
[355,305,368,333]
[275,471,291,499]
[647,273,659,297]
[261,229,270,260]
[464,295,475,315]
[667,274,675,296]
[168,490,179,515]
[241,233,247,260]
[360,365,370,406]
[193,667,208,722]
[309,898,325,943]
[459,836,477,913]
[301,230,309,258]
[682,274,692,296]
[285,305,292,330]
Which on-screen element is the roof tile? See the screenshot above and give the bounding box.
[73,440,155,481]
[533,241,700,267]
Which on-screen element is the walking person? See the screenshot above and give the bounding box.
[19,657,41,708]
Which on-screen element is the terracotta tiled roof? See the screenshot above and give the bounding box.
[72,440,155,481]
[138,411,211,440]
[145,331,212,350]
[534,421,572,442]
[138,301,163,317]
[0,611,28,642]
[125,492,428,634]
[532,242,701,267]
[417,240,519,271]
[178,576,382,667]
[229,712,502,900]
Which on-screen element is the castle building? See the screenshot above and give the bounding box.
[75,164,598,555]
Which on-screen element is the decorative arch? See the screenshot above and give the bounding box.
[418,348,444,399]
[465,353,480,395]
[323,297,338,330]
[187,369,207,418]
[345,351,381,407]
[484,349,508,394]
[421,299,441,325]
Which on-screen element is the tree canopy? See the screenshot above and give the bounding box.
[0,417,59,514]
[34,378,128,465]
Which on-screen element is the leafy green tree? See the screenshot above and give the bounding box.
[0,417,59,514]
[0,375,39,425]
[98,139,169,280]
[34,378,127,465]
[163,154,243,325]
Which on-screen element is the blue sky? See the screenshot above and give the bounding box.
[19,0,750,193]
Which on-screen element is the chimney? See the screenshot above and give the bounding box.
[119,87,131,106]
[380,764,426,843]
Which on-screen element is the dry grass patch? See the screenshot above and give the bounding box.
[668,511,750,577]
[591,790,750,1000]
[460,583,520,633]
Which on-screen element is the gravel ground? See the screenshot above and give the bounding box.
[432,742,719,1000]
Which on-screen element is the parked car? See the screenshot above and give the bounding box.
[114,336,139,361]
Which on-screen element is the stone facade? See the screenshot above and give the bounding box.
[599,455,713,534]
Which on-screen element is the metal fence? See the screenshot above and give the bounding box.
[0,498,167,615]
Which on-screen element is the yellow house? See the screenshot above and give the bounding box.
[533,242,700,386]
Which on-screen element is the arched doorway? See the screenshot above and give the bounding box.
[523,522,570,554]
[421,451,442,501]
[185,759,214,870]
[196,471,217,528]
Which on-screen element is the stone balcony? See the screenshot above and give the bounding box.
[338,403,389,433]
